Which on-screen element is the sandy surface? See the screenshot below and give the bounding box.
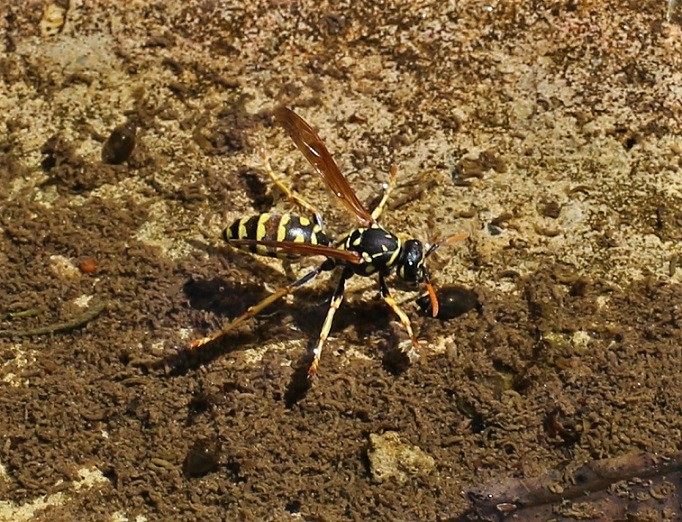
[1,1,681,520]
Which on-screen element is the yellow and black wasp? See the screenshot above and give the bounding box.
[190,107,467,379]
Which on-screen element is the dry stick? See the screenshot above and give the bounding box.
[387,179,438,211]
[0,300,107,337]
[466,451,682,519]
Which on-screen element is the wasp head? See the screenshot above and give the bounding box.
[397,232,469,317]
[397,239,426,283]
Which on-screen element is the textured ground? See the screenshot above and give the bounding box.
[1,1,681,521]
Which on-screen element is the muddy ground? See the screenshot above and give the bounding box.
[1,1,681,521]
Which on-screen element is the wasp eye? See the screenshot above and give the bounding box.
[399,240,425,283]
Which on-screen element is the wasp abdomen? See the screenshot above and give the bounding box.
[224,213,329,258]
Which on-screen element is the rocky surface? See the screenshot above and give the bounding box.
[1,1,680,520]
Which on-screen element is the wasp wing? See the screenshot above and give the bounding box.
[274,106,374,227]
[228,238,363,265]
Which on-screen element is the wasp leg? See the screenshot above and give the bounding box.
[370,165,399,221]
[189,265,325,350]
[378,273,420,359]
[308,266,352,379]
[258,147,324,227]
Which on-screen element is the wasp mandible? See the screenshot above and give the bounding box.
[190,107,468,379]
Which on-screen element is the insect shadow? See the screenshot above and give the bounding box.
[282,296,402,406]
[164,276,266,376]
[172,269,405,404]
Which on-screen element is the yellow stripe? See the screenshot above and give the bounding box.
[387,237,401,266]
[277,214,291,241]
[299,216,311,226]
[238,217,249,239]
[256,214,270,240]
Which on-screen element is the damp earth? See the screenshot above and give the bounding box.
[1,1,681,520]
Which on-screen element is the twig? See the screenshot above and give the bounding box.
[388,179,438,211]
[0,300,107,337]
[464,451,682,520]
[6,308,42,319]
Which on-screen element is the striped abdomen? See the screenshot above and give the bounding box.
[223,213,329,258]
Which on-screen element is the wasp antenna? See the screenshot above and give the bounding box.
[423,269,440,318]
[426,231,469,258]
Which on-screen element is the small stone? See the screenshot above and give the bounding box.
[367,431,435,483]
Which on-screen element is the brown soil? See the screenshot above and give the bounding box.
[1,1,681,521]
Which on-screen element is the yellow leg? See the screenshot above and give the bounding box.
[189,266,323,349]
[258,147,323,227]
[379,274,419,358]
[371,165,399,221]
[308,267,352,379]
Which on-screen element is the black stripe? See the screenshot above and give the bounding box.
[226,220,240,240]
[244,216,260,240]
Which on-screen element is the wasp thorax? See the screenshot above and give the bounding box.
[397,239,425,283]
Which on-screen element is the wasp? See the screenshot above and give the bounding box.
[190,107,468,379]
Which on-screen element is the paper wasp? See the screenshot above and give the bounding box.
[190,107,467,379]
